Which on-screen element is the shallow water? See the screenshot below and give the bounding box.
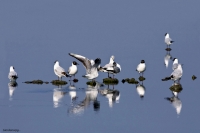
[1,1,200,133]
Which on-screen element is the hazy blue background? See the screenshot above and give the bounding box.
[0,0,200,133]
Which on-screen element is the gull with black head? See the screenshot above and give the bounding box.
[68,61,79,81]
[136,60,146,76]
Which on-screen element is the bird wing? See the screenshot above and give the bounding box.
[68,66,72,74]
[55,66,65,74]
[69,53,92,70]
[8,71,18,78]
[171,69,182,78]
[165,37,172,43]
[92,58,101,68]
[172,63,179,70]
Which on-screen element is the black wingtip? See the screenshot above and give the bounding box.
[165,97,171,100]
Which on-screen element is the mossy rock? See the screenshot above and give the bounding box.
[165,48,172,51]
[51,80,67,85]
[24,80,49,84]
[138,76,146,81]
[86,81,97,86]
[192,75,197,80]
[122,78,139,84]
[73,78,79,83]
[103,78,119,85]
[169,84,183,93]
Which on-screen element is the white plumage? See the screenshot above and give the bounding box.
[8,66,18,81]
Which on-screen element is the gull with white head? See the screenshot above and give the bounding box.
[165,33,174,48]
[54,60,70,80]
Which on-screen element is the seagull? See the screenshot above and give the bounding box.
[136,84,145,99]
[165,33,174,48]
[8,66,18,81]
[54,61,70,80]
[136,60,146,76]
[69,53,101,80]
[106,62,121,78]
[68,61,79,80]
[99,55,115,77]
[162,64,183,83]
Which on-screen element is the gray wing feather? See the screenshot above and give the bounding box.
[172,63,178,70]
[69,53,92,70]
[165,38,172,43]
[56,66,65,74]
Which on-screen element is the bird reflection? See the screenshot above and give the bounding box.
[136,83,145,99]
[53,86,67,108]
[8,81,18,101]
[68,82,100,115]
[99,84,120,108]
[165,83,183,115]
[68,84,77,101]
[164,50,172,68]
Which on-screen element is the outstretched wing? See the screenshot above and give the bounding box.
[69,53,92,71]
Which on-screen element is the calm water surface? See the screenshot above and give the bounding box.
[1,1,200,133]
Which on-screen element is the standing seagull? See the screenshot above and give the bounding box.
[54,61,70,80]
[8,66,18,81]
[105,62,121,78]
[99,55,115,77]
[162,64,183,83]
[136,60,146,76]
[165,33,174,48]
[68,61,79,80]
[69,53,101,80]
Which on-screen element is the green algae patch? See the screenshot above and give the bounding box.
[122,78,139,84]
[170,84,183,93]
[138,76,146,81]
[192,75,197,80]
[24,80,49,84]
[103,78,119,85]
[73,78,79,83]
[86,81,97,86]
[51,80,67,85]
[165,48,172,51]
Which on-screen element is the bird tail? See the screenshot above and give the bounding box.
[162,77,171,81]
[12,75,18,79]
[62,72,71,77]
[165,97,172,102]
[170,41,174,43]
